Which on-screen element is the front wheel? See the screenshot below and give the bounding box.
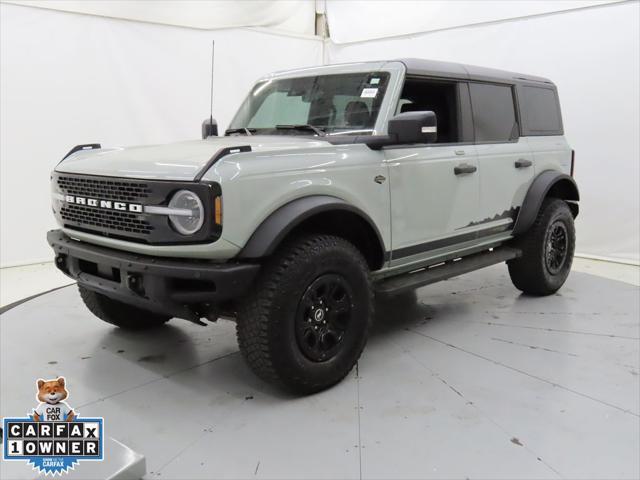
[236,234,373,394]
[508,198,575,295]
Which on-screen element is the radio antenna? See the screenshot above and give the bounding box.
[209,40,215,124]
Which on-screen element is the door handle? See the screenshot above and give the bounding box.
[454,150,466,156]
[374,175,386,184]
[454,164,477,175]
[515,159,532,168]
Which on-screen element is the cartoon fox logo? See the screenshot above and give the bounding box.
[32,377,76,422]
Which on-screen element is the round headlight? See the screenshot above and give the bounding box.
[168,190,204,235]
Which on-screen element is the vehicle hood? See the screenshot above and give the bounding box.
[55,136,329,181]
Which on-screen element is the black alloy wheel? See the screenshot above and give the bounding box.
[295,274,354,362]
[545,221,569,274]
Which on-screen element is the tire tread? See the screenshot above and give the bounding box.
[508,198,575,295]
[236,234,373,393]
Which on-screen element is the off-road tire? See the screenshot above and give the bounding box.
[508,198,575,295]
[236,234,373,394]
[79,286,170,329]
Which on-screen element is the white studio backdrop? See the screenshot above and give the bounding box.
[1,1,639,267]
[0,3,322,267]
[326,0,640,264]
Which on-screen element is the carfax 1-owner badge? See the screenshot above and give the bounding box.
[2,377,104,476]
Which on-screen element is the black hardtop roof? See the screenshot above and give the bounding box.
[395,58,554,86]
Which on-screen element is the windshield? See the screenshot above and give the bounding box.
[228,72,390,136]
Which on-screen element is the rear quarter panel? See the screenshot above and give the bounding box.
[527,136,572,176]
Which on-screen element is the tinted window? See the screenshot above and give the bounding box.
[521,86,562,134]
[396,79,462,143]
[469,83,517,142]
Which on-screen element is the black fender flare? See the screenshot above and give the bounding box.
[512,170,580,235]
[237,195,386,261]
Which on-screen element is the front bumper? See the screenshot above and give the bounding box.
[47,230,260,322]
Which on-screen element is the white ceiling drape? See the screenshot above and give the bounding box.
[325,0,620,44]
[3,0,317,36]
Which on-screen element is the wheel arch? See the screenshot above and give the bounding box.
[237,195,387,270]
[512,170,579,236]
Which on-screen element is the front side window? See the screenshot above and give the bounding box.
[228,72,390,135]
[469,83,518,142]
[395,78,462,143]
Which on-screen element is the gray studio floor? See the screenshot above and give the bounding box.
[1,265,639,479]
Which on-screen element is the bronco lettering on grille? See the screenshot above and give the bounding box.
[64,195,143,213]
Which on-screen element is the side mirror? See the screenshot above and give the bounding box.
[365,110,437,150]
[202,118,218,138]
[388,111,437,144]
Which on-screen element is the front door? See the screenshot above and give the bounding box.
[385,79,480,267]
[386,144,480,266]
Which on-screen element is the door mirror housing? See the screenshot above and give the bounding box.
[202,118,218,138]
[388,111,437,144]
[366,111,437,150]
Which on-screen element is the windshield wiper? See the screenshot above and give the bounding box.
[225,127,255,136]
[275,124,326,136]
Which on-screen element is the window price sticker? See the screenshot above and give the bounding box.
[361,88,378,98]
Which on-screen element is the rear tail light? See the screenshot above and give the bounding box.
[570,149,575,177]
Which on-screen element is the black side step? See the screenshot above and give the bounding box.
[375,247,521,296]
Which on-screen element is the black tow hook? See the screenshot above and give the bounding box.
[126,274,144,295]
[55,255,68,273]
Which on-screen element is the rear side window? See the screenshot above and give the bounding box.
[520,86,563,135]
[469,83,517,142]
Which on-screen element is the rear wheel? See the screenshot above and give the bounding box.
[508,198,575,295]
[79,286,170,329]
[236,234,373,394]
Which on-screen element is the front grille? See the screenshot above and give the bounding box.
[57,175,151,203]
[53,172,221,245]
[61,204,154,235]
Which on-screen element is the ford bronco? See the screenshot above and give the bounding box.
[48,59,579,393]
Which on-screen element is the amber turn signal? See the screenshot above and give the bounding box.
[214,196,222,225]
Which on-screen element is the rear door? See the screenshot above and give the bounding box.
[518,84,571,174]
[469,82,534,233]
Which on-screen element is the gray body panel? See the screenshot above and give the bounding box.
[57,136,329,181]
